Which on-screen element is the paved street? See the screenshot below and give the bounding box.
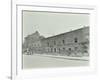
[23,54,89,69]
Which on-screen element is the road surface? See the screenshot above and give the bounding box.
[23,54,89,69]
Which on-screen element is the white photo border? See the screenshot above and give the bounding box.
[12,3,97,80]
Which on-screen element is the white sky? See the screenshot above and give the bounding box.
[23,11,89,40]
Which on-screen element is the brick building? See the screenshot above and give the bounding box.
[22,31,44,55]
[41,27,89,56]
[23,27,89,57]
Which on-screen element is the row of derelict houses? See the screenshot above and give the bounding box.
[22,26,89,57]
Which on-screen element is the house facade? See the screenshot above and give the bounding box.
[23,27,89,57]
[41,27,89,56]
[22,31,44,55]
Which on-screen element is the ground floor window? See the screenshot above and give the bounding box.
[54,48,56,52]
[69,48,71,51]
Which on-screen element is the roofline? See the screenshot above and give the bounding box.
[42,27,89,40]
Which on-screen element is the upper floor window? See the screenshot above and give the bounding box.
[54,41,56,45]
[62,40,65,44]
[63,47,65,50]
[47,42,49,46]
[74,37,78,43]
[75,47,78,50]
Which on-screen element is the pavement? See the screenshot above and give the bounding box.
[35,54,89,61]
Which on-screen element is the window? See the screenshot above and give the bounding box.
[59,48,60,52]
[75,47,78,50]
[63,47,65,50]
[54,48,56,52]
[69,48,71,51]
[48,48,49,52]
[51,48,53,52]
[74,37,78,43]
[54,41,56,45]
[47,42,49,46]
[62,40,65,44]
